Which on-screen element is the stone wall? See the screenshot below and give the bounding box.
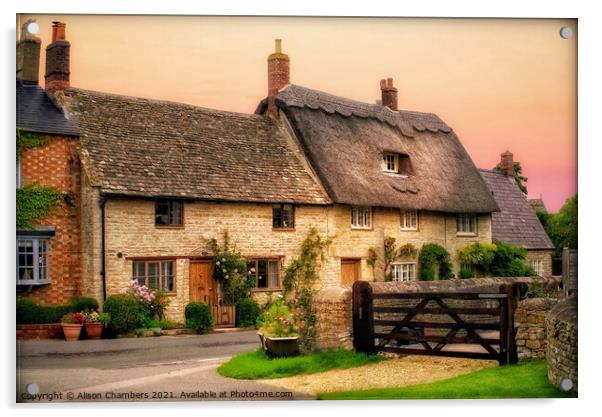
[314,286,353,350]
[514,298,558,361]
[546,296,578,392]
[526,250,554,278]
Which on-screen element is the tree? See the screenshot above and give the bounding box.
[547,196,578,256]
[494,161,528,194]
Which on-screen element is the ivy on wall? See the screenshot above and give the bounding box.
[418,243,454,281]
[16,128,64,229]
[16,185,64,229]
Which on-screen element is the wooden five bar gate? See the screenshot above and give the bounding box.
[352,281,524,365]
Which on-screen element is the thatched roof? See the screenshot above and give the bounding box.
[257,85,499,213]
[479,169,554,250]
[16,80,79,137]
[66,88,330,204]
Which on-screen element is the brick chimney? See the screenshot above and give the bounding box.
[500,150,515,177]
[45,21,70,95]
[380,78,398,111]
[16,20,41,84]
[267,39,290,118]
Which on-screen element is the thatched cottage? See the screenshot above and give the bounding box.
[18,22,507,323]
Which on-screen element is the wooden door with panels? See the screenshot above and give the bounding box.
[341,258,361,285]
[189,259,235,327]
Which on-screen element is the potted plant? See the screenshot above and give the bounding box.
[257,297,301,357]
[61,312,85,342]
[82,310,110,340]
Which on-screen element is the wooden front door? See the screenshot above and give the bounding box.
[189,260,216,305]
[341,258,361,285]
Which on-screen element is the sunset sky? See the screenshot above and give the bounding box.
[18,15,577,212]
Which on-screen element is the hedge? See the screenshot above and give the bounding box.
[185,302,214,334]
[235,298,261,327]
[103,294,142,335]
[16,297,100,325]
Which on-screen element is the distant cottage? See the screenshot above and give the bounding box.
[18,21,551,324]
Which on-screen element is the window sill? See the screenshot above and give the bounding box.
[252,288,282,293]
[155,225,185,229]
[16,280,51,286]
[272,227,295,232]
[400,228,418,232]
[456,232,478,237]
[351,226,373,231]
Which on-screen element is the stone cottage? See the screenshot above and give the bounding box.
[17,22,502,323]
[479,152,555,277]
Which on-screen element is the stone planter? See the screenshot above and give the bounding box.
[84,322,103,340]
[62,324,82,342]
[258,333,300,357]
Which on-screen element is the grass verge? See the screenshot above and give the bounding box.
[218,348,385,379]
[318,360,576,400]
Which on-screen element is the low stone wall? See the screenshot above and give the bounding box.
[17,323,63,340]
[546,296,578,392]
[514,298,558,361]
[314,286,353,350]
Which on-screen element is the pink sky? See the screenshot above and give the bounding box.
[20,15,577,212]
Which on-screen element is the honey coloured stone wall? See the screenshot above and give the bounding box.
[17,136,82,305]
[526,250,554,278]
[514,297,558,361]
[314,286,353,350]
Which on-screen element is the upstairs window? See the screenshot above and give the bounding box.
[133,259,176,292]
[351,206,372,230]
[400,210,418,230]
[16,238,50,285]
[155,200,183,226]
[456,213,477,235]
[272,204,295,229]
[248,259,280,289]
[383,152,412,176]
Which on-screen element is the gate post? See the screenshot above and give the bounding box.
[499,283,521,365]
[352,280,376,354]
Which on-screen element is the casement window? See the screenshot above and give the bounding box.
[16,238,50,285]
[456,213,477,235]
[351,206,372,229]
[155,200,183,226]
[383,152,412,176]
[391,263,416,282]
[529,259,544,276]
[383,153,399,173]
[248,259,280,289]
[272,204,295,229]
[133,260,176,292]
[400,210,418,230]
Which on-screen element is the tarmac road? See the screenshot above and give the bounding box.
[16,330,312,402]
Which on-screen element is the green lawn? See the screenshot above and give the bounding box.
[218,348,385,379]
[318,360,576,400]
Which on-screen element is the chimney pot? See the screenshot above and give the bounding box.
[380,77,398,111]
[45,21,70,95]
[267,38,290,119]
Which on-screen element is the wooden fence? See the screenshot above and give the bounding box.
[352,281,524,365]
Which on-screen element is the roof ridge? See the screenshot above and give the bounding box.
[68,87,265,120]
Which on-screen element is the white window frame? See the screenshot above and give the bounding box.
[400,210,418,230]
[456,213,477,235]
[16,237,50,286]
[351,206,372,230]
[529,259,544,276]
[391,262,416,282]
[383,153,398,173]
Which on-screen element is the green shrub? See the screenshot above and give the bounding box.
[16,298,75,324]
[70,297,99,312]
[235,298,261,327]
[143,319,179,330]
[103,294,142,334]
[185,302,214,334]
[418,243,453,281]
[459,268,475,279]
[457,241,535,277]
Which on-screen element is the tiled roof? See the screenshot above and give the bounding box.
[479,169,554,250]
[528,198,548,214]
[255,85,499,213]
[66,88,330,204]
[16,80,79,136]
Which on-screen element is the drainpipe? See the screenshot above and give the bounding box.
[100,196,107,301]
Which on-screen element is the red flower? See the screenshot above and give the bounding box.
[159,298,165,304]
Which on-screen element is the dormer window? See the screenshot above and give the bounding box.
[382,152,412,176]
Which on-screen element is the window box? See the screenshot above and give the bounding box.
[155,200,183,227]
[133,259,176,293]
[351,206,372,230]
[248,259,281,290]
[16,235,52,286]
[456,213,477,236]
[400,210,418,230]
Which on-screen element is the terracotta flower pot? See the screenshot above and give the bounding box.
[84,322,103,340]
[62,323,82,342]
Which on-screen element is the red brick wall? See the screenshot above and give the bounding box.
[17,135,82,305]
